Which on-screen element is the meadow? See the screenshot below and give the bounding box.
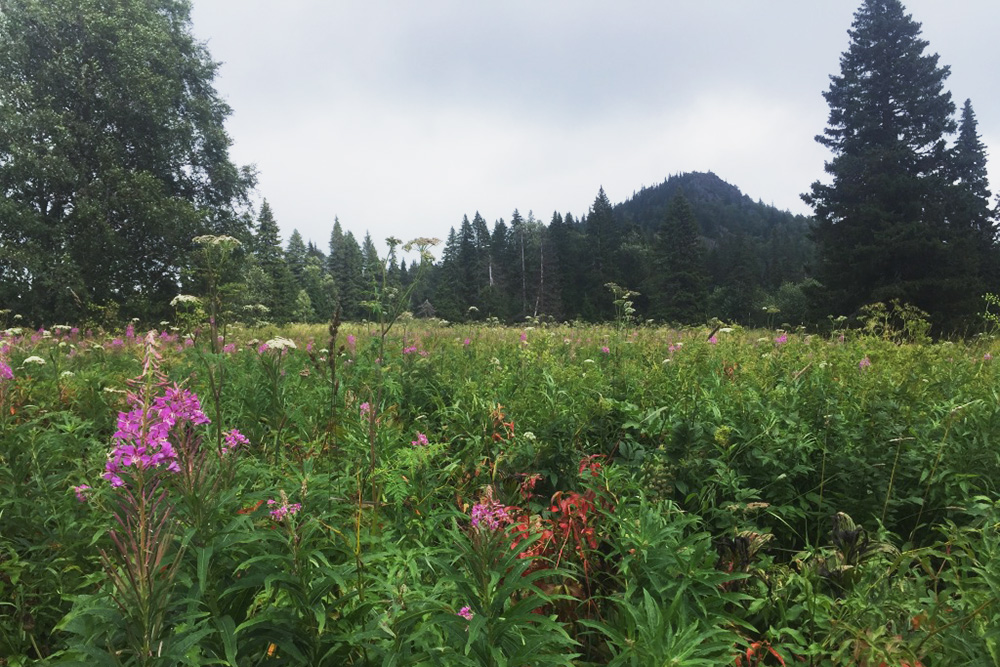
[1,317,999,666]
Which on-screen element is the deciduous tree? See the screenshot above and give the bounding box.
[0,0,254,322]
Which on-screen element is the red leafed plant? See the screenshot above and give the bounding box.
[734,639,787,667]
[507,456,613,601]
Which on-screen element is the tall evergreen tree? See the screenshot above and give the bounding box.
[803,0,979,327]
[434,227,463,321]
[455,216,480,314]
[301,257,335,322]
[486,219,514,319]
[949,99,997,285]
[0,0,255,322]
[252,200,296,321]
[583,188,620,318]
[338,231,365,319]
[285,230,308,284]
[648,193,707,323]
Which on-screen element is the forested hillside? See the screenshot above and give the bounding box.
[224,173,818,329]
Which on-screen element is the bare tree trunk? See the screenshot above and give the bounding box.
[520,227,527,314]
[534,236,544,317]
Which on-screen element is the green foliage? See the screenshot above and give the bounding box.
[804,0,997,331]
[647,192,709,324]
[0,0,254,324]
[859,299,932,344]
[2,321,999,664]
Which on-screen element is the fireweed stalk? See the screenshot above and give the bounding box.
[99,332,210,663]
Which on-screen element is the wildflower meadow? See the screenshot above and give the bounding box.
[2,317,1000,666]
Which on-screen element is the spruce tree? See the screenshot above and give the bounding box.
[648,193,707,323]
[338,232,365,319]
[950,99,997,287]
[252,200,296,322]
[803,0,979,328]
[434,227,463,321]
[286,230,308,284]
[584,188,620,319]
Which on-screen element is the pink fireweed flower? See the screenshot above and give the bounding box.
[184,338,194,347]
[346,334,356,353]
[222,428,249,454]
[154,384,210,428]
[984,353,993,361]
[463,338,471,347]
[774,334,788,345]
[470,500,510,531]
[411,432,429,447]
[102,385,210,486]
[359,402,372,418]
[72,484,90,502]
[520,331,528,344]
[223,343,237,354]
[601,346,610,354]
[257,342,269,354]
[708,336,718,345]
[403,345,419,355]
[267,499,302,521]
[859,356,872,370]
[457,606,474,621]
[0,359,12,381]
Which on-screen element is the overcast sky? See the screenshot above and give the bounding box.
[188,1,1000,255]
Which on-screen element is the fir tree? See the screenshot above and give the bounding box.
[949,99,998,286]
[252,201,296,322]
[648,193,707,323]
[286,230,308,284]
[584,188,619,319]
[803,0,981,328]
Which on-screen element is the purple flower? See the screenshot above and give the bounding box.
[520,332,528,344]
[470,500,509,531]
[600,346,610,354]
[222,428,249,454]
[360,402,372,418]
[411,432,429,447]
[463,338,471,347]
[102,385,210,486]
[0,359,12,381]
[72,484,90,502]
[257,342,269,354]
[155,384,210,427]
[457,606,474,621]
[984,353,993,361]
[774,334,788,345]
[184,338,194,347]
[859,356,872,370]
[708,336,718,345]
[403,345,419,355]
[267,499,302,521]
[223,343,237,354]
[346,334,356,353]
